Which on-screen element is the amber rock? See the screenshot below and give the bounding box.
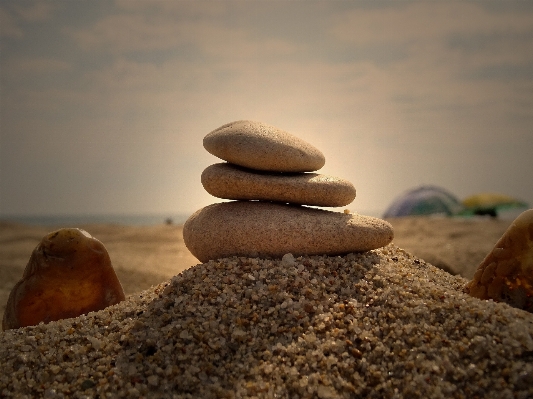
[2,228,125,330]
[464,209,533,312]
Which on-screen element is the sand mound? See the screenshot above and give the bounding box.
[1,245,532,398]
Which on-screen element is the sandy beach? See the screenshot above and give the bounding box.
[1,216,532,397]
[0,216,512,322]
[385,216,513,278]
[0,222,198,324]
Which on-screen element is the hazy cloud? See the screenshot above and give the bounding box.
[13,1,55,22]
[4,56,71,75]
[0,1,55,39]
[1,1,532,216]
[0,7,23,38]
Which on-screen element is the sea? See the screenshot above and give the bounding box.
[0,213,192,227]
[0,208,385,228]
[1,206,524,228]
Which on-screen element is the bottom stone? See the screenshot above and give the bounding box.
[183,201,394,262]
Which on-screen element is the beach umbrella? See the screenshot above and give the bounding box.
[462,193,529,217]
[383,185,464,218]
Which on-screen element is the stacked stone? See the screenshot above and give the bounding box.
[183,120,393,262]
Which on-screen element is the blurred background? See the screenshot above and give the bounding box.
[1,1,532,224]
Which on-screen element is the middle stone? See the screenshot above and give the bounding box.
[201,163,356,207]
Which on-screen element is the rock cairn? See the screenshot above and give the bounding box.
[184,120,393,262]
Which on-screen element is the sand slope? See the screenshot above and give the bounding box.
[1,246,532,398]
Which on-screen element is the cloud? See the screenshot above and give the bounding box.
[1,57,73,116]
[65,1,222,53]
[2,1,532,215]
[67,9,297,63]
[463,62,533,82]
[330,3,533,45]
[4,56,71,75]
[114,0,226,17]
[38,11,532,156]
[0,7,23,38]
[328,2,533,79]
[13,1,55,22]
[67,13,188,53]
[320,3,533,141]
[10,2,533,144]
[0,1,55,40]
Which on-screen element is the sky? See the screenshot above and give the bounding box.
[1,1,532,218]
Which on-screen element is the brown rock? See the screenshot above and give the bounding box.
[2,228,125,330]
[201,163,356,207]
[203,120,325,172]
[183,201,394,262]
[464,209,533,312]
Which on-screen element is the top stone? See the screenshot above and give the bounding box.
[203,120,326,172]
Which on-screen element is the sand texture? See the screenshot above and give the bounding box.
[1,246,533,398]
[385,216,512,278]
[1,217,532,398]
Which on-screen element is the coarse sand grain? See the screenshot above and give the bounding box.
[1,245,532,398]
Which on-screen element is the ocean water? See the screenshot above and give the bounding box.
[0,208,384,228]
[2,207,522,228]
[0,213,191,227]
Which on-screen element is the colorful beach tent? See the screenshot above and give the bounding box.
[383,185,464,218]
[462,193,529,217]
